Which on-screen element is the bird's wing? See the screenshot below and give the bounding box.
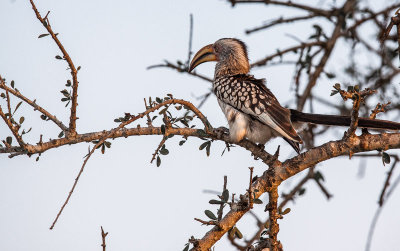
[214,75,302,143]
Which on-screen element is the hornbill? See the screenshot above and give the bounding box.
[189,38,400,153]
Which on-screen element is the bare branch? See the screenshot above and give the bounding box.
[246,14,320,34]
[29,0,79,136]
[147,61,212,83]
[250,41,325,68]
[378,156,399,207]
[228,0,331,17]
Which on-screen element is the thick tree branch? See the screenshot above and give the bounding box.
[192,132,400,250]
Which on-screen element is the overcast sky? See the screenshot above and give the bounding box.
[1,0,399,250]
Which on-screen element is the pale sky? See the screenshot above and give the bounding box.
[0,0,399,250]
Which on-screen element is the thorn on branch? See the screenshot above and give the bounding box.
[194,218,220,228]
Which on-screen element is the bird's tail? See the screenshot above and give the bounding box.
[290,109,400,131]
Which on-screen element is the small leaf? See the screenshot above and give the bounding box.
[314,171,324,182]
[382,152,391,165]
[77,66,81,71]
[101,144,105,154]
[282,208,291,215]
[60,89,70,96]
[199,141,209,150]
[229,227,236,239]
[114,118,121,123]
[330,90,339,96]
[14,101,22,114]
[183,244,190,251]
[354,85,360,92]
[104,141,111,148]
[161,124,166,135]
[6,136,12,145]
[159,148,169,155]
[253,198,263,204]
[61,97,70,102]
[11,80,15,89]
[40,115,47,120]
[38,34,49,38]
[55,55,63,60]
[19,116,25,124]
[156,156,161,167]
[66,80,72,87]
[234,227,243,239]
[58,131,64,138]
[222,189,229,202]
[204,210,217,220]
[156,97,163,103]
[209,199,224,205]
[325,72,336,79]
[179,140,186,146]
[206,142,211,156]
[36,156,40,161]
[347,86,354,92]
[298,188,306,196]
[334,83,341,90]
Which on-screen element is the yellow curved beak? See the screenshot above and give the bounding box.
[188,44,217,72]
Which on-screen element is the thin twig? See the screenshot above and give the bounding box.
[250,41,325,68]
[29,0,79,136]
[248,167,254,209]
[186,14,194,66]
[314,178,333,200]
[366,171,400,251]
[194,218,220,227]
[101,226,108,251]
[217,176,228,221]
[246,14,319,34]
[378,157,399,206]
[147,61,212,83]
[0,105,26,148]
[0,79,67,131]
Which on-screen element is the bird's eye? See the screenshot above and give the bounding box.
[213,45,219,53]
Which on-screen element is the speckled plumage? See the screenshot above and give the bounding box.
[213,74,302,152]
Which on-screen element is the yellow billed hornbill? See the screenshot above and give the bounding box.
[189,38,400,153]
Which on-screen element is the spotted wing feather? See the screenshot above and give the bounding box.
[213,74,302,143]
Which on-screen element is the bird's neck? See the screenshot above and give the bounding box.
[214,60,250,79]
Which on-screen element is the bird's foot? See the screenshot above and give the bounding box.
[214,126,229,138]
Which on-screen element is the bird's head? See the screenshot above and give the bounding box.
[189,38,250,78]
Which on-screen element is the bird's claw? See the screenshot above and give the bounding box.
[214,126,229,138]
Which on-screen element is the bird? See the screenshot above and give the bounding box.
[188,38,400,153]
